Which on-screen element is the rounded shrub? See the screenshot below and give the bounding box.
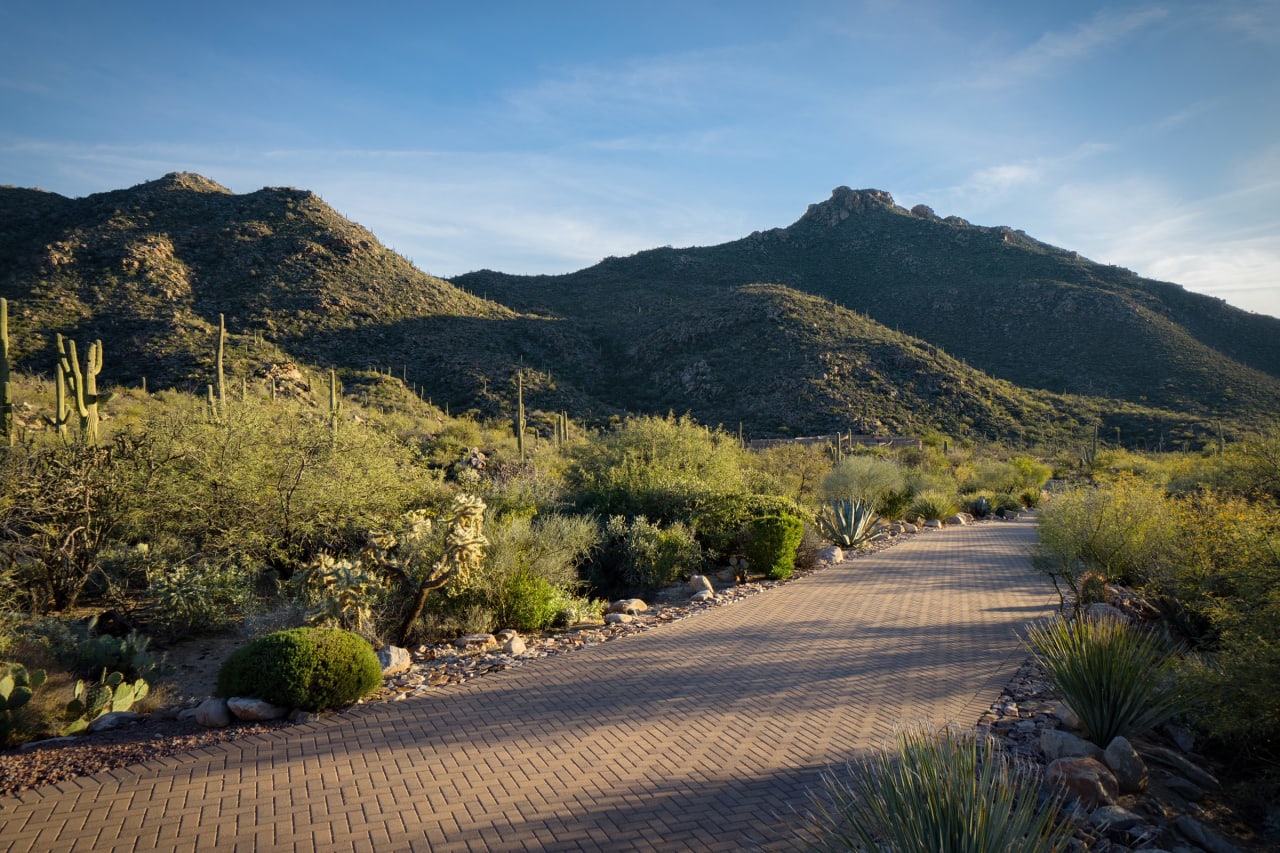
[496,572,560,633]
[744,514,805,580]
[216,627,383,711]
[907,491,958,521]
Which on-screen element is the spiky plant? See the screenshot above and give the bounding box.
[1025,614,1182,747]
[801,726,1076,852]
[816,499,880,549]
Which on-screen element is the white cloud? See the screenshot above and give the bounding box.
[969,6,1169,87]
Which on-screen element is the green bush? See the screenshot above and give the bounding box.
[1026,615,1182,747]
[691,491,805,558]
[216,627,382,711]
[601,515,703,592]
[496,572,560,633]
[801,726,1075,852]
[567,414,748,521]
[1036,475,1171,585]
[744,514,804,580]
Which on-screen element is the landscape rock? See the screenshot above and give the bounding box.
[1103,736,1148,793]
[1089,805,1145,832]
[924,518,943,529]
[1041,728,1103,761]
[454,633,497,652]
[1143,746,1221,791]
[18,736,78,752]
[495,629,519,642]
[944,513,967,526]
[689,574,714,595]
[195,697,232,728]
[1087,602,1129,622]
[1049,701,1083,731]
[87,712,142,733]
[608,599,648,615]
[604,613,634,625]
[503,635,527,655]
[377,645,412,676]
[1175,815,1241,853]
[817,545,844,563]
[901,522,918,534]
[1045,756,1119,808]
[690,590,715,603]
[226,696,289,722]
[1162,722,1195,752]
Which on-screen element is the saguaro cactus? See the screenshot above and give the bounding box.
[513,372,526,461]
[215,313,227,418]
[329,368,341,446]
[0,298,12,446]
[55,334,106,445]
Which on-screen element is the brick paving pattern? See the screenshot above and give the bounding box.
[0,520,1054,852]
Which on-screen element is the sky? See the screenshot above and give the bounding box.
[2,1,1278,318]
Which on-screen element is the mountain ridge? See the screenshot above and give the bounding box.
[2,174,1275,446]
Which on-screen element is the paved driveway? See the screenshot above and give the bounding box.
[0,520,1054,852]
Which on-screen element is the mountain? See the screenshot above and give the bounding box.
[2,175,1276,446]
[457,187,1280,424]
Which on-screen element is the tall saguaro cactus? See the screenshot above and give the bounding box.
[514,372,526,461]
[0,298,12,446]
[329,368,342,447]
[55,334,106,445]
[216,313,227,419]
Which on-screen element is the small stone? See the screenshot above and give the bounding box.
[1103,736,1148,793]
[604,613,633,624]
[1087,603,1129,622]
[195,697,232,728]
[87,711,142,733]
[607,599,647,615]
[1045,757,1119,808]
[377,645,412,676]
[226,696,289,721]
[817,546,844,563]
[689,574,714,595]
[944,513,967,526]
[503,636,527,655]
[901,522,918,534]
[690,590,715,603]
[924,518,943,529]
[1041,728,1103,761]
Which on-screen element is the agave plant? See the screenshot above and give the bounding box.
[816,499,880,549]
[1026,614,1182,747]
[801,726,1076,852]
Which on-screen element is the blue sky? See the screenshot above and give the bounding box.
[2,1,1278,318]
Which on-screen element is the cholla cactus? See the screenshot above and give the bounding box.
[393,494,488,645]
[306,554,381,633]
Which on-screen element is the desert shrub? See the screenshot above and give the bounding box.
[1035,475,1171,586]
[0,442,132,612]
[906,491,957,521]
[1026,615,1182,747]
[962,457,1049,496]
[800,726,1075,852]
[567,414,748,522]
[216,627,382,711]
[146,560,259,639]
[599,516,702,593]
[820,456,907,514]
[743,514,804,580]
[117,395,440,581]
[691,492,805,558]
[451,513,598,633]
[747,442,833,506]
[992,493,1022,513]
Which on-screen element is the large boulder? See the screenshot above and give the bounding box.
[608,599,648,615]
[688,574,714,595]
[227,696,289,722]
[1103,735,1148,793]
[1041,728,1103,761]
[377,645,412,676]
[1045,757,1119,808]
[195,697,232,728]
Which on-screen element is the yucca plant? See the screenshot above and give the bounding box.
[906,491,957,522]
[1025,614,1182,747]
[816,499,880,549]
[802,726,1075,852]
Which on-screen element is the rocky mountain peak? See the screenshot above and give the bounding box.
[133,172,232,196]
[797,186,901,227]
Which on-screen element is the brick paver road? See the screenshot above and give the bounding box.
[0,519,1055,852]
